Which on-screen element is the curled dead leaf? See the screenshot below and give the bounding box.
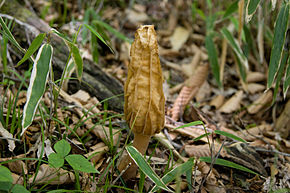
[219,90,243,113]
[247,90,272,114]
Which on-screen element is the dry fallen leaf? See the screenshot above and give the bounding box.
[247,90,272,114]
[170,26,190,51]
[219,90,243,113]
[71,90,91,104]
[248,83,265,94]
[209,94,225,109]
[29,164,75,184]
[246,71,266,83]
[0,121,16,152]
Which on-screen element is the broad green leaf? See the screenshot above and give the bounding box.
[205,35,221,88]
[69,43,83,81]
[17,33,46,66]
[83,24,114,53]
[273,51,288,102]
[223,0,239,19]
[150,158,194,192]
[54,139,71,157]
[174,121,204,130]
[283,57,290,97]
[221,27,248,82]
[21,44,53,135]
[48,153,64,168]
[0,166,13,182]
[245,0,261,23]
[267,3,289,88]
[214,130,247,143]
[65,154,99,173]
[94,20,133,43]
[0,17,25,53]
[200,157,259,175]
[126,146,173,192]
[11,184,30,193]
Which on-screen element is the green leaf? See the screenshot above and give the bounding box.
[267,3,290,88]
[245,0,261,23]
[93,20,133,43]
[223,0,239,19]
[150,158,194,192]
[83,24,114,53]
[11,184,30,193]
[48,153,64,168]
[17,33,46,67]
[54,139,71,157]
[0,166,13,182]
[200,157,259,175]
[214,130,247,143]
[193,133,211,142]
[21,44,53,135]
[126,146,173,192]
[221,27,248,82]
[0,17,25,53]
[205,35,221,88]
[65,154,99,173]
[174,121,204,130]
[69,43,83,81]
[283,57,290,97]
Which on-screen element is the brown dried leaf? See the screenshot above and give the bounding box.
[219,90,243,113]
[274,99,290,138]
[246,71,266,83]
[71,90,91,104]
[247,90,272,114]
[185,143,226,158]
[91,124,120,146]
[8,160,27,174]
[248,83,265,94]
[85,142,108,164]
[171,63,209,121]
[29,164,75,184]
[209,95,225,109]
[124,25,165,136]
[170,26,190,51]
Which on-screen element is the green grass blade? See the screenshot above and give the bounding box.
[174,120,204,130]
[69,43,83,81]
[51,28,72,43]
[0,17,25,53]
[205,35,222,88]
[17,33,46,67]
[126,146,173,192]
[267,3,289,88]
[93,20,133,44]
[200,157,259,175]
[193,133,212,142]
[214,130,247,143]
[150,158,194,192]
[83,24,114,53]
[223,0,239,19]
[245,0,261,23]
[21,44,53,135]
[221,27,248,82]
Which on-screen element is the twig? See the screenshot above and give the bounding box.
[255,148,290,157]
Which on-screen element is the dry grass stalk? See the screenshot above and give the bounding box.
[170,63,209,121]
[118,25,165,179]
